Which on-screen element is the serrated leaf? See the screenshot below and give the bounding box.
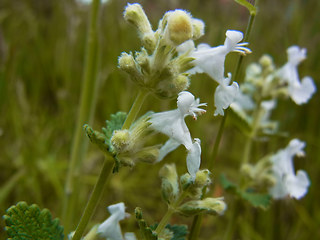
[3,201,64,240]
[234,0,257,15]
[84,124,110,154]
[166,225,188,240]
[135,207,158,240]
[102,112,127,143]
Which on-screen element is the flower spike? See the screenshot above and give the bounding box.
[278,45,316,104]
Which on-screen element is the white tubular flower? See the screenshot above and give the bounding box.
[97,203,129,240]
[186,138,201,178]
[191,30,251,83]
[149,91,206,177]
[269,139,310,200]
[178,30,250,115]
[124,233,137,240]
[278,46,316,104]
[213,73,239,116]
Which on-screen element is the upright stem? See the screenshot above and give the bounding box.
[189,2,259,239]
[122,89,149,130]
[72,159,114,240]
[63,0,101,233]
[155,192,188,235]
[233,8,256,82]
[242,98,263,164]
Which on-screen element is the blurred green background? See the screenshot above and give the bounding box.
[0,0,319,239]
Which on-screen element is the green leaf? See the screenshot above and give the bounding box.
[84,112,127,155]
[239,191,271,210]
[3,201,64,240]
[84,124,110,154]
[135,207,158,240]
[234,0,257,15]
[220,174,237,190]
[102,111,127,144]
[165,225,188,240]
[220,174,271,209]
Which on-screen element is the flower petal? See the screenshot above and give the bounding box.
[187,138,201,179]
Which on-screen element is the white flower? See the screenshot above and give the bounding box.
[278,46,316,104]
[269,139,310,200]
[149,91,206,178]
[213,73,239,116]
[178,30,251,115]
[97,202,130,240]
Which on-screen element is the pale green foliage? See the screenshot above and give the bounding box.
[178,198,226,216]
[220,175,271,209]
[3,202,64,240]
[234,0,257,15]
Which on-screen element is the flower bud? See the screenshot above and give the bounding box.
[180,173,193,191]
[111,130,130,152]
[118,52,143,84]
[142,32,157,53]
[159,164,179,203]
[124,3,153,36]
[173,74,190,93]
[178,197,227,216]
[191,18,205,40]
[194,169,211,187]
[167,10,193,45]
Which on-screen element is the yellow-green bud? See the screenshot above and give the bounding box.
[167,10,193,45]
[134,146,159,163]
[178,197,227,216]
[111,130,130,152]
[173,74,190,93]
[159,164,179,203]
[180,173,193,191]
[194,169,211,187]
[259,54,273,68]
[142,32,157,53]
[83,225,99,240]
[118,52,143,83]
[192,18,205,40]
[124,3,153,36]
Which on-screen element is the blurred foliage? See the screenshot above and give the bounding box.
[0,0,319,239]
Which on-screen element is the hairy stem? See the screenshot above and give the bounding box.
[155,191,188,235]
[72,159,114,240]
[122,89,149,130]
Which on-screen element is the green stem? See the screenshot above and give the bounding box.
[122,89,149,130]
[63,0,101,233]
[233,7,257,82]
[208,110,228,172]
[155,192,188,235]
[189,2,259,239]
[242,98,263,164]
[72,159,114,240]
[188,112,227,240]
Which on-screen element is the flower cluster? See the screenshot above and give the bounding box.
[119,3,205,98]
[178,30,251,115]
[269,139,310,199]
